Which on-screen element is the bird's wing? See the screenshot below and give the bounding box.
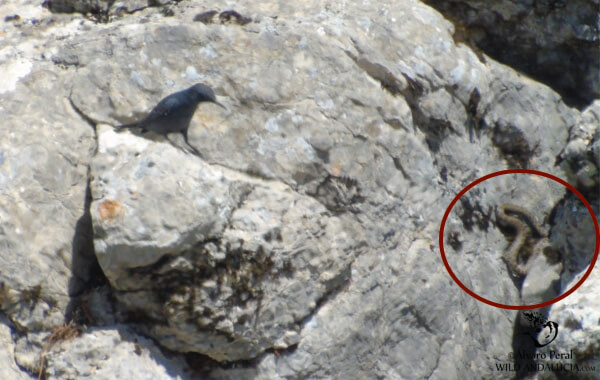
[116,93,186,130]
[143,95,182,123]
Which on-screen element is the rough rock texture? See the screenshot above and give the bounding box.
[538,273,600,380]
[0,0,96,341]
[44,326,192,380]
[0,317,30,380]
[423,0,600,108]
[0,0,598,379]
[0,60,94,327]
[90,125,362,361]
[559,100,600,193]
[42,0,169,22]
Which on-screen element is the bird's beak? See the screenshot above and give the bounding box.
[213,100,227,109]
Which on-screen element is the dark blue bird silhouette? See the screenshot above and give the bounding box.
[116,83,225,155]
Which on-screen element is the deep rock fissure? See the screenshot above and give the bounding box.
[346,50,460,153]
[421,0,599,109]
[68,94,99,156]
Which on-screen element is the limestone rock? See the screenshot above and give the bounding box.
[559,100,600,191]
[44,327,192,380]
[0,318,30,380]
[90,126,362,361]
[537,273,600,379]
[0,8,96,335]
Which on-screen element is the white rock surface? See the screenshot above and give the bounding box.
[0,317,30,380]
[44,327,192,380]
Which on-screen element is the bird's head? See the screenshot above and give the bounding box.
[190,83,226,109]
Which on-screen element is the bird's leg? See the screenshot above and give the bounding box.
[164,132,202,157]
[181,130,202,157]
[164,135,185,153]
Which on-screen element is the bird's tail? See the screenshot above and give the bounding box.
[114,122,140,132]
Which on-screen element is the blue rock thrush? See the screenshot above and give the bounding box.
[116,83,225,155]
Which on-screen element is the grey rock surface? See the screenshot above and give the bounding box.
[535,273,600,380]
[0,0,96,336]
[0,317,30,380]
[44,326,192,380]
[91,125,362,361]
[0,0,598,379]
[551,196,598,289]
[559,100,600,191]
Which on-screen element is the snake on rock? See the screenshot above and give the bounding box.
[496,203,554,277]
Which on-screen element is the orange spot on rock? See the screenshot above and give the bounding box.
[98,200,124,223]
[331,161,342,177]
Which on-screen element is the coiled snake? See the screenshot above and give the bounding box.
[496,204,553,277]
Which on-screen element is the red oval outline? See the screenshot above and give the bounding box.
[439,169,599,310]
